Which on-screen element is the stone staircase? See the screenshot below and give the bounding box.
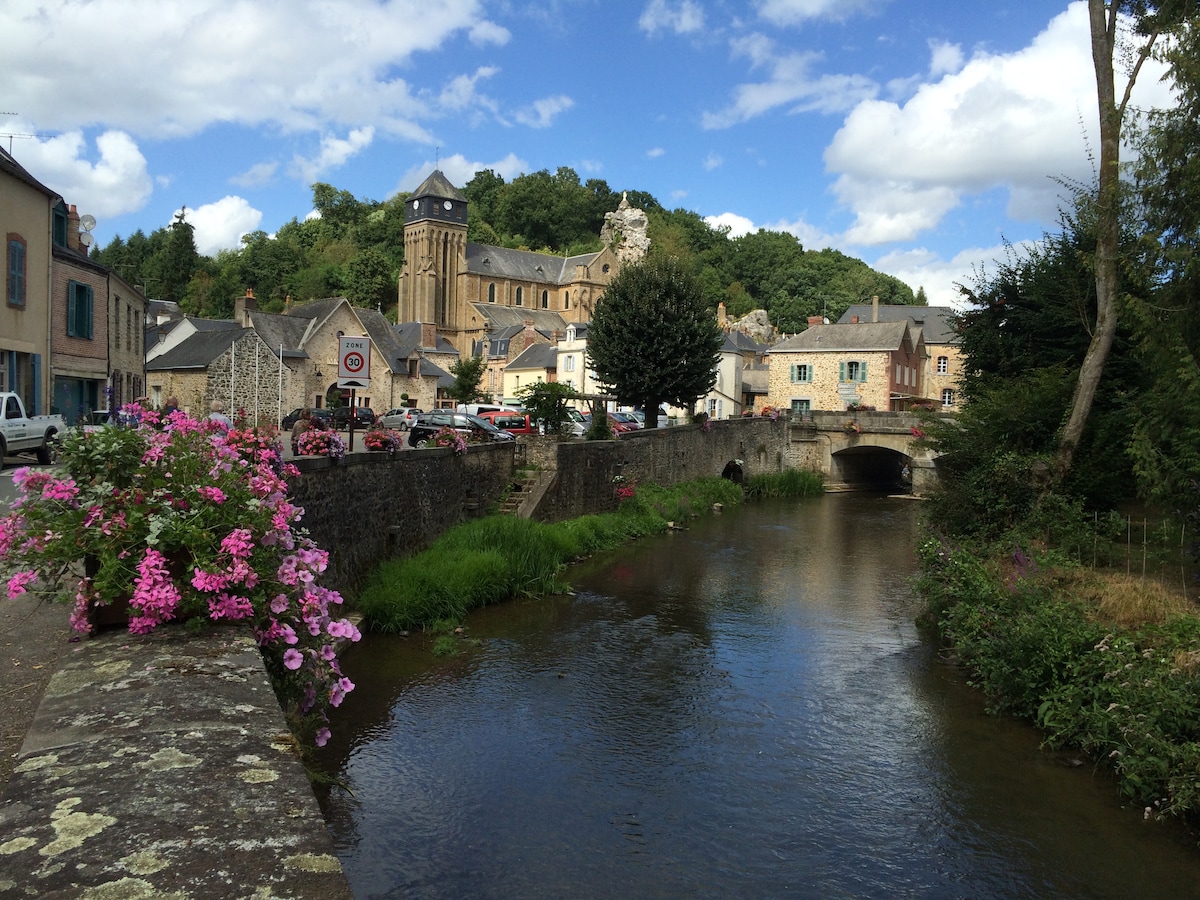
[499,471,539,515]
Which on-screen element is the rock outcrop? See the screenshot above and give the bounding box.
[600,193,650,264]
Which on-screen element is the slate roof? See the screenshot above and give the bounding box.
[742,364,770,393]
[465,243,603,285]
[771,321,916,353]
[471,303,570,335]
[506,343,558,371]
[146,327,245,371]
[235,312,309,360]
[837,304,958,344]
[409,170,468,203]
[725,330,771,354]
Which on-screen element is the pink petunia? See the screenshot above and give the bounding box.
[283,648,304,670]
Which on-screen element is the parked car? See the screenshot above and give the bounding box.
[330,406,376,430]
[455,403,522,417]
[380,407,423,430]
[281,408,333,430]
[408,412,516,448]
[0,392,65,465]
[476,411,538,435]
[611,411,642,430]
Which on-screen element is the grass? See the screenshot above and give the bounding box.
[356,476,745,633]
[743,468,824,498]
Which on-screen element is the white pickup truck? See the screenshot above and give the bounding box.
[0,392,66,465]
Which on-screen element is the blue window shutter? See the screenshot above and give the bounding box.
[861,361,868,382]
[85,285,94,339]
[839,361,846,382]
[68,284,77,337]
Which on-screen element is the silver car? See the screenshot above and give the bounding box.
[379,407,423,430]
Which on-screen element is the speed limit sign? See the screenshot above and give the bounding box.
[338,336,372,388]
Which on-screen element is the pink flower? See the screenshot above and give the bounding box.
[198,485,226,504]
[6,570,39,599]
[314,727,331,747]
[283,648,304,670]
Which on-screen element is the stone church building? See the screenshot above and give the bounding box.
[397,170,642,354]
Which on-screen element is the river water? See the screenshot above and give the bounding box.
[315,494,1200,898]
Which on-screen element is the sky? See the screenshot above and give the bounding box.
[0,0,1175,308]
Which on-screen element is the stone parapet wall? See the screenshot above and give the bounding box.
[287,443,514,596]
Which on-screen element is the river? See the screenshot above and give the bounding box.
[315,494,1200,898]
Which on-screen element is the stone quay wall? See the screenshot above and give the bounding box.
[530,418,792,523]
[287,442,515,596]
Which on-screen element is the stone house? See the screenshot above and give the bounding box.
[766,319,926,415]
[3,148,146,420]
[697,333,746,420]
[837,302,962,410]
[501,342,558,404]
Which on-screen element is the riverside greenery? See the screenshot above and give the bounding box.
[0,407,360,747]
[919,535,1200,820]
[357,476,749,633]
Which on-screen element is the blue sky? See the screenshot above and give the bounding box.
[0,1,1172,307]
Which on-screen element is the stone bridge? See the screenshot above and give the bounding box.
[784,410,942,494]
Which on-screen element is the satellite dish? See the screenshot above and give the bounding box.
[79,232,94,247]
[79,214,96,231]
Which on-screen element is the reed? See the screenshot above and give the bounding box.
[743,468,824,498]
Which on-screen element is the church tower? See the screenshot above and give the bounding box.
[397,170,468,335]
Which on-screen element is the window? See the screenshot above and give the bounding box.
[791,399,811,416]
[896,363,901,382]
[67,281,94,339]
[7,236,25,308]
[564,355,576,372]
[942,388,955,408]
[515,287,523,306]
[841,360,867,382]
[541,290,548,309]
[52,202,68,248]
[789,363,812,383]
[937,356,948,374]
[488,283,496,303]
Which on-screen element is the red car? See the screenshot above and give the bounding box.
[476,411,538,435]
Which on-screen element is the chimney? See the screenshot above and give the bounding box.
[67,204,82,253]
[234,288,256,326]
[871,295,880,323]
[552,329,563,346]
[420,322,437,349]
[851,315,859,324]
[717,301,728,329]
[807,316,826,327]
[523,318,537,349]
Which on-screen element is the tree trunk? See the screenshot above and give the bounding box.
[1053,0,1127,482]
[644,395,660,429]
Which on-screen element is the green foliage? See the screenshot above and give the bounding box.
[743,469,824,498]
[344,247,395,309]
[446,356,487,405]
[357,478,743,632]
[516,381,578,435]
[587,257,723,424]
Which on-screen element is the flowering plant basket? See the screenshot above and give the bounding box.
[363,427,402,453]
[430,427,468,454]
[0,406,359,746]
[296,427,347,459]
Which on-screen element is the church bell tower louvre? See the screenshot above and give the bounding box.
[397,169,468,334]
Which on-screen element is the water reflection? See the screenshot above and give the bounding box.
[317,495,1200,898]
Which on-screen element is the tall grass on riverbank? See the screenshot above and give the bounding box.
[743,469,823,498]
[357,477,745,633]
[919,537,1200,819]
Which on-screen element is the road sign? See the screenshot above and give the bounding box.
[339,336,371,380]
[337,377,370,390]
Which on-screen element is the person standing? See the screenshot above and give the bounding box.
[291,408,314,454]
[208,400,233,429]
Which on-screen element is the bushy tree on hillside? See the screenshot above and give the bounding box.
[586,257,723,427]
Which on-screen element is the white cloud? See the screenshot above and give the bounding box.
[704,153,724,171]
[395,153,530,195]
[705,212,755,237]
[182,196,263,256]
[754,0,884,26]
[639,0,706,35]
[16,129,152,219]
[927,40,964,77]
[702,34,878,128]
[870,241,1037,309]
[0,0,503,139]
[647,147,666,158]
[289,127,375,183]
[824,1,1171,246]
[230,162,278,189]
[514,95,574,129]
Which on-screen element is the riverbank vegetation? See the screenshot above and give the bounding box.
[916,4,1200,823]
[744,468,824,499]
[357,477,745,633]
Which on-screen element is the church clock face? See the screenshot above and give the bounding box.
[443,200,453,210]
[411,200,419,210]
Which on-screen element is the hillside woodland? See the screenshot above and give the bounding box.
[92,168,918,333]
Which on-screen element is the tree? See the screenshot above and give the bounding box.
[446,356,487,406]
[1055,0,1191,481]
[586,257,723,428]
[344,247,395,309]
[516,381,578,435]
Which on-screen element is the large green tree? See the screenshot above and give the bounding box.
[586,257,723,428]
[446,356,488,406]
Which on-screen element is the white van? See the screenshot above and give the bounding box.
[455,403,523,417]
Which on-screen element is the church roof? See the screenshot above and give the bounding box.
[465,242,603,285]
[409,169,467,203]
[471,303,570,334]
